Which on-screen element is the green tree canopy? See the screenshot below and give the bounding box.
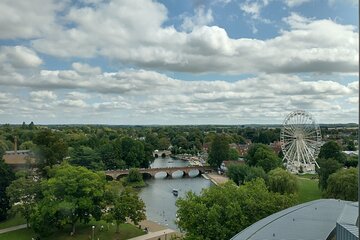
[69,145,104,171]
[6,171,40,227]
[316,158,343,190]
[325,167,358,201]
[33,129,68,172]
[176,179,297,240]
[127,168,143,183]
[0,159,15,221]
[31,163,106,236]
[246,144,282,172]
[208,134,229,168]
[318,141,346,163]
[268,168,298,194]
[228,148,240,161]
[107,187,146,233]
[227,164,267,185]
[114,137,147,168]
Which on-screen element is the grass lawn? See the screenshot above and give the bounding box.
[297,177,322,203]
[0,213,26,229]
[0,221,145,240]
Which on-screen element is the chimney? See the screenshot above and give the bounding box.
[14,136,17,154]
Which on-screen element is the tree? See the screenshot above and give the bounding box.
[268,168,298,194]
[109,188,146,233]
[33,129,68,172]
[208,134,229,168]
[31,163,106,236]
[6,172,40,227]
[0,159,15,221]
[127,168,143,183]
[325,167,358,201]
[316,158,342,190]
[228,148,240,161]
[158,137,171,150]
[318,141,346,163]
[69,145,104,170]
[176,179,297,240]
[227,164,267,185]
[114,137,147,168]
[246,144,282,172]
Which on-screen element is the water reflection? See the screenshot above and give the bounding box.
[139,157,212,230]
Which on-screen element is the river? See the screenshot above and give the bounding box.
[139,156,212,230]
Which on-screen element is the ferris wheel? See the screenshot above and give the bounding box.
[280,110,322,173]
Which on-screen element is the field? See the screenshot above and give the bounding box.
[0,221,145,240]
[297,176,322,203]
[0,214,26,230]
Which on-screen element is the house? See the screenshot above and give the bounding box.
[2,137,36,170]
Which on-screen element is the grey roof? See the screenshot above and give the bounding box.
[337,202,359,238]
[231,199,357,240]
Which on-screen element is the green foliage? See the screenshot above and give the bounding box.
[208,134,229,168]
[344,155,358,168]
[227,164,267,185]
[69,145,105,171]
[318,141,346,163]
[246,144,281,172]
[325,167,358,201]
[176,179,297,240]
[30,163,106,236]
[228,148,240,161]
[158,137,171,150]
[6,172,40,227]
[126,168,143,183]
[107,188,146,233]
[33,129,68,172]
[268,168,298,194]
[98,143,125,170]
[316,158,342,190]
[0,159,15,221]
[114,137,148,168]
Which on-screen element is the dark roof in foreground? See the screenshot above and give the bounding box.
[231,199,358,240]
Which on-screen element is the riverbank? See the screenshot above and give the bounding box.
[202,173,229,186]
[131,220,181,240]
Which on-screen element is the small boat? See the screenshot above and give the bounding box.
[172,189,179,196]
[168,160,174,163]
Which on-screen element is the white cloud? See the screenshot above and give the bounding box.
[25,1,357,74]
[72,62,101,75]
[0,65,357,123]
[240,1,261,19]
[0,0,62,39]
[181,6,214,31]
[66,91,91,100]
[30,91,57,102]
[0,46,42,68]
[347,97,358,104]
[284,0,311,7]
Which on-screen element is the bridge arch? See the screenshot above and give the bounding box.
[171,170,184,178]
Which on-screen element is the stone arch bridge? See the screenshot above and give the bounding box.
[153,150,171,158]
[105,166,213,180]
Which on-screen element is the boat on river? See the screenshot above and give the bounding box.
[172,189,179,196]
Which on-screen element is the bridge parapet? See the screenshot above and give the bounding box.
[105,166,213,180]
[153,150,172,158]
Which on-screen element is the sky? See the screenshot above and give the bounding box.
[0,0,358,125]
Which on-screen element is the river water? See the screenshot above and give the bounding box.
[139,156,212,230]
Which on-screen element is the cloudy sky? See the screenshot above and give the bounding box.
[0,0,358,125]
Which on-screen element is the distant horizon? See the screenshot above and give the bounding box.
[2,122,358,127]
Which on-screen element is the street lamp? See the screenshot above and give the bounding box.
[92,225,95,240]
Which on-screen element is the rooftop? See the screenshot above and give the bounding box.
[231,199,358,240]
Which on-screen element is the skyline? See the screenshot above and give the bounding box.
[0,0,358,125]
